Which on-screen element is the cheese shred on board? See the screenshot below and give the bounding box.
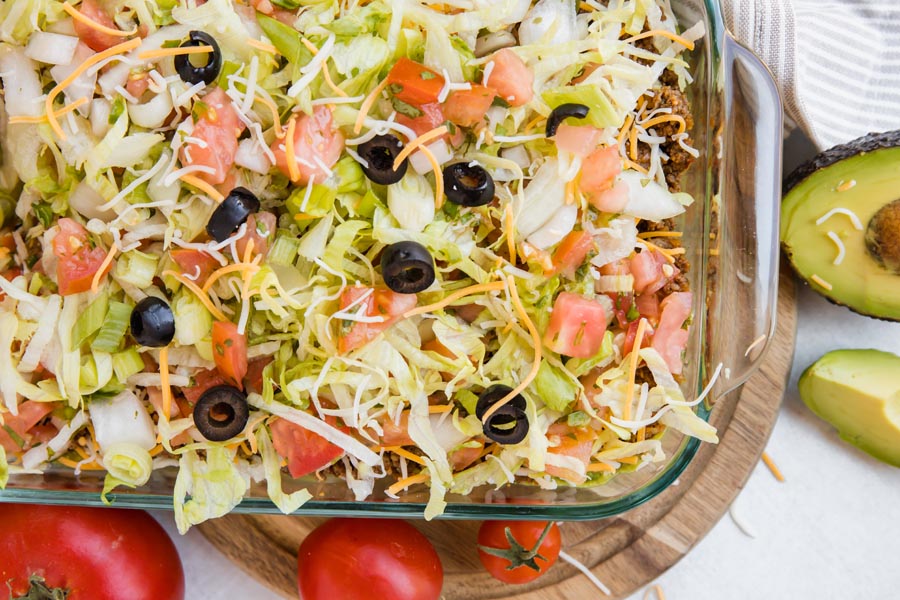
[0,0,712,531]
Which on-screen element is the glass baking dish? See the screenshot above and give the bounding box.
[0,0,783,521]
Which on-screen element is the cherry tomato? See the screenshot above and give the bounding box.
[270,417,345,478]
[170,248,220,286]
[543,292,608,358]
[441,85,496,127]
[52,218,111,295]
[337,286,417,354]
[73,0,126,52]
[385,59,445,106]
[297,518,443,600]
[486,48,534,107]
[0,504,185,600]
[551,230,594,278]
[212,321,248,389]
[477,521,561,584]
[272,106,345,185]
[180,88,244,185]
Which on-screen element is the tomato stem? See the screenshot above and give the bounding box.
[477,521,555,572]
[12,576,69,600]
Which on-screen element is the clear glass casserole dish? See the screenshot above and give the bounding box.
[0,0,783,521]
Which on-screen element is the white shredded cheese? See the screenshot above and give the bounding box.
[826,231,846,265]
[815,207,864,230]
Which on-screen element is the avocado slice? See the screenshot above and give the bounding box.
[782,130,900,320]
[799,349,900,467]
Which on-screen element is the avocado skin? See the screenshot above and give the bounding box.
[781,130,900,321]
[799,349,900,468]
[784,129,900,194]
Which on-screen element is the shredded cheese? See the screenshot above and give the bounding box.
[623,318,648,422]
[481,276,542,422]
[743,333,768,357]
[354,77,390,134]
[836,179,857,192]
[254,94,284,138]
[203,262,260,293]
[826,231,846,265]
[8,97,88,124]
[628,123,639,162]
[138,45,214,61]
[57,457,104,471]
[505,203,517,263]
[761,451,785,482]
[623,159,649,174]
[815,207,863,231]
[810,274,833,291]
[418,144,444,209]
[386,472,430,496]
[284,116,301,183]
[558,550,612,596]
[403,281,506,318]
[246,38,278,54]
[640,114,687,135]
[382,446,426,465]
[626,29,696,51]
[62,2,137,37]
[90,245,117,293]
[301,37,348,98]
[638,231,683,239]
[46,38,142,139]
[179,174,225,203]
[428,404,453,413]
[162,269,228,321]
[393,126,448,170]
[586,462,616,472]
[159,346,172,422]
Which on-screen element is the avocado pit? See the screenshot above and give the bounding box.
[865,199,900,274]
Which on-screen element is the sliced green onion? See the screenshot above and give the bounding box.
[268,235,301,266]
[114,249,159,288]
[91,301,132,353]
[73,292,108,348]
[112,348,144,383]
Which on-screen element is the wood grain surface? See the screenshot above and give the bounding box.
[199,275,796,599]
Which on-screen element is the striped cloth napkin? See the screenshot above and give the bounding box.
[723,0,900,149]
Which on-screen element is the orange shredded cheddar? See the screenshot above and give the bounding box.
[162,269,228,321]
[253,94,284,138]
[57,457,105,471]
[761,451,785,482]
[158,346,172,421]
[354,77,390,134]
[382,446,426,466]
[62,2,137,37]
[8,97,88,125]
[403,281,506,318]
[90,244,117,293]
[393,126,448,170]
[301,37,348,98]
[386,472,430,495]
[625,29,695,51]
[586,462,616,472]
[179,174,225,203]
[428,404,453,414]
[138,45,214,61]
[640,114,687,135]
[202,262,260,293]
[246,38,279,54]
[418,143,444,209]
[505,203,517,263]
[638,231,683,239]
[285,116,301,183]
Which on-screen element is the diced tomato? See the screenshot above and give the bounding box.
[580,146,622,199]
[379,410,414,447]
[181,88,244,185]
[212,321,247,389]
[170,249,220,286]
[635,293,661,321]
[551,230,594,278]
[73,0,126,52]
[235,212,276,259]
[125,72,150,99]
[543,292,608,359]
[442,85,497,128]
[337,286,418,354]
[587,179,628,213]
[605,291,633,330]
[270,417,346,478]
[272,106,344,185]
[449,442,484,471]
[181,368,230,404]
[545,429,594,484]
[52,218,112,295]
[244,356,273,395]
[652,292,692,374]
[385,59,445,106]
[0,401,56,453]
[555,124,602,157]
[630,250,675,295]
[486,48,533,107]
[623,318,654,356]
[395,103,445,136]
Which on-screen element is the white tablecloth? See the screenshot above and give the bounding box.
[153,133,900,599]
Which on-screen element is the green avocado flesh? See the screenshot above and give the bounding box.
[799,349,900,467]
[782,146,900,320]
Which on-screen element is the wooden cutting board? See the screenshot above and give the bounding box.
[199,275,796,599]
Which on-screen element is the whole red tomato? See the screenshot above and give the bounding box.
[0,504,185,600]
[477,521,561,584]
[297,518,443,600]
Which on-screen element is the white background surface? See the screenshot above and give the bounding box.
[152,134,900,599]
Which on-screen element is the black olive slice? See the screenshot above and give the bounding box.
[175,31,222,86]
[357,134,409,185]
[193,385,250,442]
[381,241,436,294]
[545,103,590,137]
[475,384,526,420]
[130,297,175,348]
[443,162,495,207]
[206,187,260,242]
[482,402,529,445]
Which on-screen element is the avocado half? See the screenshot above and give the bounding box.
[799,349,900,467]
[782,130,900,320]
